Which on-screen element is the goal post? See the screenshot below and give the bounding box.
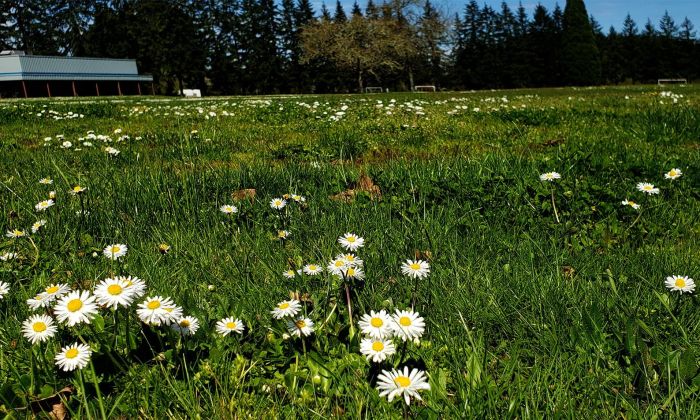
[365,86,383,93]
[413,85,436,92]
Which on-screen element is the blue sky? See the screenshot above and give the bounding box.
[311,0,699,33]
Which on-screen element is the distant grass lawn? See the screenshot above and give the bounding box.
[1,85,699,418]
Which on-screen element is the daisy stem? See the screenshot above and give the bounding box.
[625,210,642,233]
[89,361,108,420]
[77,369,94,420]
[344,282,355,338]
[551,188,560,224]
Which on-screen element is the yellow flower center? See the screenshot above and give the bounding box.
[67,299,83,312]
[347,268,355,276]
[643,185,651,190]
[45,285,59,294]
[65,348,79,359]
[32,322,47,332]
[345,256,355,262]
[628,201,636,206]
[410,263,421,270]
[399,316,412,327]
[370,317,383,328]
[394,376,411,387]
[295,320,306,329]
[226,322,237,329]
[107,284,123,295]
[279,302,290,309]
[309,265,316,270]
[372,341,384,352]
[335,261,344,267]
[179,320,190,327]
[670,170,677,176]
[147,301,161,310]
[73,186,82,192]
[111,246,121,254]
[675,278,686,288]
[347,236,356,242]
[275,200,281,206]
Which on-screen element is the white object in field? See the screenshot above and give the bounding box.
[365,86,383,93]
[414,85,436,92]
[183,89,202,97]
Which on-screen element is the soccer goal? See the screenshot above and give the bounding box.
[365,86,383,93]
[414,85,436,92]
[657,78,687,86]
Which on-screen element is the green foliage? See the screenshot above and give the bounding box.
[0,86,700,417]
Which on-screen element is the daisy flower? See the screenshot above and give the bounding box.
[27,294,52,310]
[42,283,71,302]
[171,316,200,335]
[338,233,365,251]
[31,220,47,233]
[69,185,87,195]
[158,243,171,254]
[53,290,99,326]
[162,304,183,325]
[94,277,137,309]
[22,314,57,344]
[216,317,245,336]
[39,178,53,185]
[48,191,56,200]
[391,309,425,342]
[0,252,18,261]
[340,266,365,281]
[665,275,695,294]
[286,316,314,337]
[119,275,147,299]
[290,194,306,203]
[636,182,659,195]
[401,260,430,279]
[664,168,682,180]
[339,253,364,267]
[220,204,238,214]
[621,199,640,210]
[358,310,393,339]
[6,229,26,238]
[376,366,431,405]
[137,296,176,325]
[103,244,128,260]
[35,199,55,211]
[55,343,92,372]
[327,258,348,275]
[0,281,8,299]
[270,198,287,210]
[303,264,323,276]
[282,269,297,279]
[539,172,561,182]
[360,337,396,363]
[277,230,291,240]
[271,299,301,319]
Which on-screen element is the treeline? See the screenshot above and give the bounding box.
[0,0,698,94]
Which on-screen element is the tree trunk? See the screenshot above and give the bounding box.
[408,64,415,91]
[357,60,363,93]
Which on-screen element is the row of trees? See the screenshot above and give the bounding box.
[0,0,698,94]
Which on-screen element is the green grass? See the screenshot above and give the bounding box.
[1,85,699,418]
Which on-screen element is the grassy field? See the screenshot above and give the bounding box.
[0,85,699,418]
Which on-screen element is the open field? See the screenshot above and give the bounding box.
[1,85,699,418]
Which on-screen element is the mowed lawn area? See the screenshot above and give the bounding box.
[1,86,699,418]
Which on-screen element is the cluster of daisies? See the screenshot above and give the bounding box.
[11,249,246,372]
[45,129,137,154]
[540,170,695,296]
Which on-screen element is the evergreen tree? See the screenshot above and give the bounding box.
[416,0,445,86]
[351,1,362,17]
[659,11,678,38]
[365,0,379,19]
[679,17,696,41]
[561,0,601,85]
[320,3,331,21]
[333,0,347,23]
[621,13,637,37]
